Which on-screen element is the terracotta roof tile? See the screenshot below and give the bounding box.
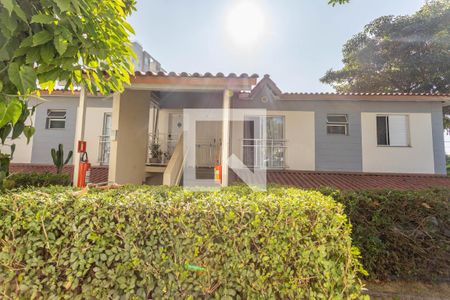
[133,71,259,79]
[266,170,450,190]
[281,91,450,97]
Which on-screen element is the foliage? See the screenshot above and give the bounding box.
[149,143,162,161]
[0,185,366,299]
[320,187,450,281]
[51,143,73,174]
[328,0,350,5]
[0,0,136,164]
[2,172,71,190]
[446,155,450,175]
[321,0,450,94]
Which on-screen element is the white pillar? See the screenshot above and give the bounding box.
[73,87,87,186]
[221,89,232,187]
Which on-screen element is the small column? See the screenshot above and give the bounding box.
[73,87,87,186]
[221,89,232,187]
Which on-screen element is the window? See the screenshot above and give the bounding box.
[376,115,410,146]
[327,114,348,135]
[46,109,66,129]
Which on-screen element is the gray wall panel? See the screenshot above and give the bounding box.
[30,96,111,164]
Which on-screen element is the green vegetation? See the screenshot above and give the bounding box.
[51,144,73,174]
[3,172,70,189]
[0,185,366,299]
[321,187,450,281]
[446,155,450,175]
[0,0,136,173]
[321,0,450,95]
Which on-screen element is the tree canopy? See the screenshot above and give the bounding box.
[321,0,450,94]
[0,0,136,160]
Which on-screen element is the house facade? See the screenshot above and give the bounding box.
[6,72,449,187]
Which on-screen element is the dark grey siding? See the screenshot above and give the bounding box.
[31,97,78,164]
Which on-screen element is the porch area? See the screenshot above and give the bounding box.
[106,72,264,186]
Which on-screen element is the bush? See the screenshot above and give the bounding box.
[320,187,450,281]
[0,185,366,299]
[3,172,71,189]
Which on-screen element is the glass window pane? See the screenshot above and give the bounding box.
[49,120,65,129]
[47,110,66,118]
[327,115,348,123]
[327,125,346,135]
[376,116,388,145]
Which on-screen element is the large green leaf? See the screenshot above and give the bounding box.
[54,35,68,55]
[8,62,37,94]
[31,14,55,24]
[23,125,35,144]
[55,0,71,12]
[32,30,53,46]
[0,99,23,127]
[11,121,24,139]
[40,43,55,63]
[0,0,14,15]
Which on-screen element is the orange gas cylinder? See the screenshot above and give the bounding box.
[214,165,222,184]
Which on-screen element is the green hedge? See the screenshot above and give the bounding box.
[321,187,450,281]
[0,186,366,299]
[3,172,71,189]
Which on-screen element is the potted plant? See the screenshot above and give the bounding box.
[149,143,163,164]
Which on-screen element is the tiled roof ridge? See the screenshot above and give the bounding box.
[282,91,450,97]
[133,71,259,79]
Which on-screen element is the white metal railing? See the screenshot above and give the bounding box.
[242,139,287,169]
[98,135,110,165]
[147,132,179,165]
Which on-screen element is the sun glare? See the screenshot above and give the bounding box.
[226,1,265,47]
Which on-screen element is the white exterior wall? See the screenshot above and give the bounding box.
[84,106,112,164]
[361,112,435,173]
[0,111,36,163]
[231,111,315,171]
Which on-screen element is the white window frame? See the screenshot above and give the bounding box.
[46,109,67,129]
[326,114,349,135]
[376,114,410,147]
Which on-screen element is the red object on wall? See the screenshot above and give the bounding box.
[77,152,91,188]
[214,165,222,184]
[77,140,87,153]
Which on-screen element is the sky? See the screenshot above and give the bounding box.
[128,0,426,92]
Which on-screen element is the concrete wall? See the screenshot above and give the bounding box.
[29,96,112,165]
[361,112,435,173]
[108,90,151,184]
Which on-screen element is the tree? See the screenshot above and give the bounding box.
[321,0,450,94]
[0,0,136,177]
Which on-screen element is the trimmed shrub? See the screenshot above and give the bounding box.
[0,185,366,299]
[321,187,450,281]
[3,172,71,189]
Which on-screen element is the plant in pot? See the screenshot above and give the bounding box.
[149,143,163,164]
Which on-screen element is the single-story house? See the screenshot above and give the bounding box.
[6,71,450,189]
